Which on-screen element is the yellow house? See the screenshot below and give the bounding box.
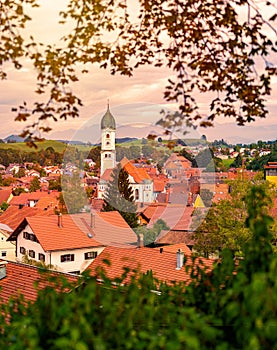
[0,224,16,261]
[264,162,277,187]
[194,194,205,208]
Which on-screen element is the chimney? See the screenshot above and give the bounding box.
[0,261,7,280]
[176,249,184,270]
[137,234,144,248]
[58,213,63,228]
[90,212,95,228]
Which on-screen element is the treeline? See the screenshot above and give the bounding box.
[247,150,277,171]
[0,147,63,167]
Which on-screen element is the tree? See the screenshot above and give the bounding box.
[192,178,275,257]
[134,219,169,246]
[12,187,27,196]
[142,144,155,159]
[0,201,9,212]
[15,167,26,178]
[61,172,88,214]
[1,185,277,348]
[2,1,276,143]
[230,153,243,168]
[102,164,138,228]
[29,176,41,192]
[48,178,62,191]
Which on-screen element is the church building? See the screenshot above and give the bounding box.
[100,104,116,176]
[97,105,154,204]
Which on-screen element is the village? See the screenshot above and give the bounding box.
[0,106,277,305]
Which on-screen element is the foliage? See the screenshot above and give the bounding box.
[29,177,41,192]
[12,187,27,196]
[193,178,275,257]
[102,164,138,228]
[21,252,57,270]
[14,167,26,178]
[48,178,62,192]
[0,147,63,167]
[0,201,9,212]
[134,219,169,246]
[230,153,243,168]
[87,146,101,172]
[61,172,88,214]
[247,150,277,171]
[1,1,276,142]
[1,185,277,348]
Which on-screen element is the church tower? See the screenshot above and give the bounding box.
[100,104,116,176]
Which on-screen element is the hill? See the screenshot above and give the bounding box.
[0,140,68,153]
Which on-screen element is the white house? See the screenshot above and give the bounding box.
[0,223,15,261]
[8,211,137,274]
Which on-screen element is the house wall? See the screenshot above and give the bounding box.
[0,231,16,261]
[48,246,105,274]
[16,224,105,273]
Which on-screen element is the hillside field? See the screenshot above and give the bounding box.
[0,140,92,153]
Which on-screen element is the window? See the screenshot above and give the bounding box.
[1,251,7,257]
[23,232,38,243]
[106,133,110,138]
[61,254,74,262]
[135,189,139,200]
[20,247,26,255]
[106,141,110,146]
[84,251,98,260]
[29,250,35,258]
[23,231,29,239]
[38,253,45,262]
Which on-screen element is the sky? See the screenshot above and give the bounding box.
[0,0,276,144]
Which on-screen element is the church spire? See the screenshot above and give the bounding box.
[101,102,116,130]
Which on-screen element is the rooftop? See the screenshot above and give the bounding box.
[86,246,215,285]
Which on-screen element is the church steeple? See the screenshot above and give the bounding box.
[101,102,116,130]
[100,103,116,176]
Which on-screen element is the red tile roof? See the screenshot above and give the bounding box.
[9,211,137,251]
[87,246,215,285]
[0,189,13,204]
[154,243,192,255]
[155,230,194,246]
[0,260,79,304]
[142,203,167,221]
[100,168,114,182]
[120,158,152,184]
[153,179,167,192]
[147,205,194,231]
[9,190,60,206]
[0,205,53,230]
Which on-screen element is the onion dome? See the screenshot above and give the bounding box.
[101,104,116,130]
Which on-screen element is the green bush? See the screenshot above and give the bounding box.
[1,185,277,349]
